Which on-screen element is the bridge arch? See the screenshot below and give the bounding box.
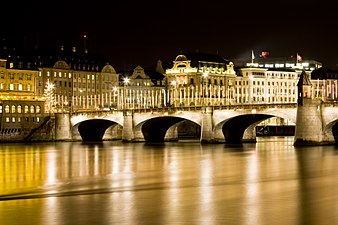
[213,108,297,143]
[135,116,200,142]
[323,119,338,144]
[75,119,117,142]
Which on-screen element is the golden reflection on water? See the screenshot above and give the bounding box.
[1,138,338,224]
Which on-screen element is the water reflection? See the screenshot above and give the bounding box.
[1,138,338,224]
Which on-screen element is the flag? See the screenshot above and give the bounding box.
[297,53,302,62]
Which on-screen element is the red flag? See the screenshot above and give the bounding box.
[297,53,302,62]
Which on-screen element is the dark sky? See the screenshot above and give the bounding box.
[2,0,338,71]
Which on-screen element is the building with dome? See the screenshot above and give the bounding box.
[33,46,119,112]
[165,52,237,107]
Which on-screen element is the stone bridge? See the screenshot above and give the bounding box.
[53,100,338,145]
[54,103,295,143]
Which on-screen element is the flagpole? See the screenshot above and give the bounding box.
[251,50,255,64]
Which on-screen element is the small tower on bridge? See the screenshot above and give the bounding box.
[294,70,329,145]
[297,70,312,106]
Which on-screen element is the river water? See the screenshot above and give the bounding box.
[1,137,338,225]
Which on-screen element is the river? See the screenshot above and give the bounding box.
[1,137,338,225]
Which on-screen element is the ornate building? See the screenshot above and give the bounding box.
[0,55,45,140]
[119,62,165,109]
[34,46,119,112]
[165,53,237,107]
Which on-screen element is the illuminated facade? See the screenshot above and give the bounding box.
[34,46,119,112]
[120,64,165,109]
[234,51,322,71]
[165,53,237,106]
[235,67,299,104]
[0,57,45,140]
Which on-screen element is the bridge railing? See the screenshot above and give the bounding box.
[70,103,298,115]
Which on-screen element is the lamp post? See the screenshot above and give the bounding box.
[202,72,209,106]
[123,77,130,109]
[112,86,118,109]
[170,80,176,107]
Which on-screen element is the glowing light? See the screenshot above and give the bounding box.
[124,77,130,84]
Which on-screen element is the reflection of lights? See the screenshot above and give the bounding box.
[198,156,213,225]
[46,152,57,184]
[244,153,259,225]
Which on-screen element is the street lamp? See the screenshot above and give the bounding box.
[123,77,130,109]
[202,72,209,106]
[170,80,176,107]
[112,86,118,109]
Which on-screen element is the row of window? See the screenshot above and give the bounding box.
[0,105,41,114]
[0,83,32,91]
[4,116,41,123]
[42,71,115,81]
[0,72,32,80]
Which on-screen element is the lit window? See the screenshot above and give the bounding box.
[5,105,10,113]
[69,73,72,78]
[11,105,16,113]
[27,84,31,91]
[12,117,15,123]
[18,84,23,91]
[9,84,14,90]
[0,105,2,113]
[17,105,22,113]
[30,106,35,113]
[37,117,40,123]
[36,106,41,113]
[24,105,29,113]
[6,117,10,122]
[59,72,62,77]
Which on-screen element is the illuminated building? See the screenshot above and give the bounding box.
[34,46,119,112]
[0,56,45,140]
[119,62,165,109]
[165,53,237,107]
[233,51,322,71]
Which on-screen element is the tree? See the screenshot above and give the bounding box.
[44,79,55,113]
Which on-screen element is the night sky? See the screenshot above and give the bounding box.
[2,0,338,71]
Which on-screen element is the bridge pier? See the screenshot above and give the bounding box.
[55,113,72,141]
[164,125,178,141]
[294,98,334,146]
[200,107,214,143]
[242,123,257,143]
[122,110,135,142]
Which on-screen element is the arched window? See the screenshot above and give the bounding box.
[5,105,10,113]
[24,105,29,113]
[30,106,35,113]
[17,105,22,113]
[36,106,41,114]
[11,105,16,113]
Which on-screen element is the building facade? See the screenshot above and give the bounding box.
[0,57,45,140]
[34,46,119,112]
[165,53,237,107]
